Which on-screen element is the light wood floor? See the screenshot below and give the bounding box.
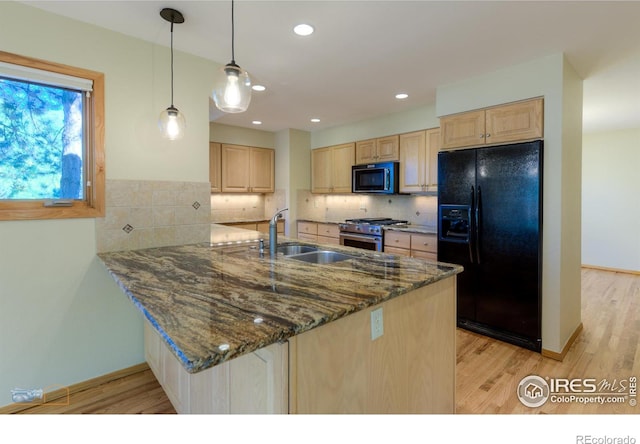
[9,268,638,414]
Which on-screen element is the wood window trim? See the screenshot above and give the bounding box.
[0,51,105,221]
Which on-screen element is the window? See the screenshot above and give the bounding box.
[0,51,104,221]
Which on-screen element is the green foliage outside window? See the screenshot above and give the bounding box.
[0,77,84,200]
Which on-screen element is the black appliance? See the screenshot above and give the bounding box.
[437,140,543,352]
[352,162,399,194]
[339,218,408,251]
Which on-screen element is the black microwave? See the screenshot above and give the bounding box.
[352,162,400,194]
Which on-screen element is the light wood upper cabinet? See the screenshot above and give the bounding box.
[440,110,485,150]
[485,98,543,144]
[355,135,399,164]
[221,144,274,193]
[209,142,221,193]
[440,97,543,150]
[249,147,275,193]
[400,128,440,193]
[311,143,354,194]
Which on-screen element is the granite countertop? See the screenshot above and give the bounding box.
[384,224,438,235]
[98,225,460,374]
[296,219,342,225]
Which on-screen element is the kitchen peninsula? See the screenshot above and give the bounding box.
[98,224,462,414]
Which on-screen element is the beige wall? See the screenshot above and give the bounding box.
[582,128,640,272]
[311,104,439,148]
[435,53,583,354]
[0,2,216,406]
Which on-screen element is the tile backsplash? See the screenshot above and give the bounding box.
[96,180,211,252]
[296,190,438,228]
[209,189,286,223]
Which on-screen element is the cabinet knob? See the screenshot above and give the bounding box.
[479,134,485,138]
[486,133,491,138]
[423,242,429,246]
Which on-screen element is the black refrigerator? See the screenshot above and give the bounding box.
[437,140,542,352]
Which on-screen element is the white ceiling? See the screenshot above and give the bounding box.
[22,1,640,134]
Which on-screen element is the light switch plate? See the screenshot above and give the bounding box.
[370,307,384,340]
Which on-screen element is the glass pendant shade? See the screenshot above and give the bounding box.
[212,62,252,113]
[158,106,186,140]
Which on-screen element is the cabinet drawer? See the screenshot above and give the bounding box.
[297,222,318,236]
[384,231,411,249]
[317,223,339,238]
[411,250,437,261]
[317,235,340,246]
[297,233,317,242]
[384,245,411,257]
[410,234,437,253]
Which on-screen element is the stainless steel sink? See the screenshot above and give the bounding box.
[286,250,354,264]
[277,245,318,256]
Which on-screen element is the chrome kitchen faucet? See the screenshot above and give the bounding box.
[269,208,288,257]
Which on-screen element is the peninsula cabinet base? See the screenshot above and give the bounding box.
[144,275,456,414]
[144,323,289,414]
[289,276,456,414]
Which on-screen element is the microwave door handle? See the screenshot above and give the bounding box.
[385,168,390,191]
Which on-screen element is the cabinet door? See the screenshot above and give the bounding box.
[311,147,333,193]
[330,143,355,193]
[228,343,288,414]
[485,98,543,144]
[209,142,221,193]
[440,110,486,150]
[297,221,318,236]
[399,131,426,193]
[317,223,340,245]
[160,336,190,413]
[410,233,437,254]
[376,135,399,162]
[355,139,376,164]
[425,128,440,191]
[384,231,411,250]
[221,144,251,192]
[250,147,275,193]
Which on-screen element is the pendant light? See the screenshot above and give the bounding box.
[212,0,251,113]
[158,8,186,140]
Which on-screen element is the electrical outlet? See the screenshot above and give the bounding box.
[370,307,384,340]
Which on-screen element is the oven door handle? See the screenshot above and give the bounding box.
[339,232,381,243]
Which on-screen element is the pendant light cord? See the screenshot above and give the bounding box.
[170,20,175,107]
[230,0,235,64]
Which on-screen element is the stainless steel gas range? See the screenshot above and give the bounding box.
[338,218,408,252]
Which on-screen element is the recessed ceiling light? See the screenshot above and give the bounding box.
[252,120,262,125]
[395,93,409,99]
[310,118,320,123]
[252,84,266,92]
[294,24,314,36]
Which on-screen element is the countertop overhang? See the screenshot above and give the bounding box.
[98,225,461,374]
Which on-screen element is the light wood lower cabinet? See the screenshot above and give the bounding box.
[145,275,456,414]
[289,276,456,413]
[384,231,437,260]
[144,322,288,414]
[297,221,340,245]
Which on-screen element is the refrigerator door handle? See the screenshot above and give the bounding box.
[475,185,482,264]
[469,186,475,264]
